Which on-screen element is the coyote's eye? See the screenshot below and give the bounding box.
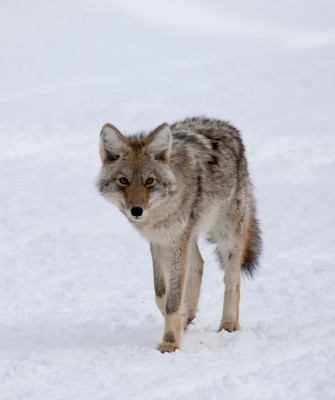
[119,177,129,186]
[145,177,155,186]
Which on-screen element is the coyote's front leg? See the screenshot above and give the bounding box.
[150,243,167,317]
[150,236,189,353]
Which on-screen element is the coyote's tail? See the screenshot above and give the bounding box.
[241,213,262,278]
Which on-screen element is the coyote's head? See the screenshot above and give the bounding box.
[97,122,177,223]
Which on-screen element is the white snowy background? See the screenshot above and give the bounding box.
[1,1,335,399]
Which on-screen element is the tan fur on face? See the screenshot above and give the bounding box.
[124,181,149,209]
[121,146,151,209]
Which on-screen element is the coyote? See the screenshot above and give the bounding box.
[97,116,261,352]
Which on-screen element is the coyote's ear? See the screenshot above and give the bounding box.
[147,123,172,162]
[100,123,127,163]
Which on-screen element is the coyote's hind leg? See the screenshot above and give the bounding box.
[219,270,241,332]
[215,224,244,332]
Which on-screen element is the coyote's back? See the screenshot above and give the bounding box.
[98,116,261,352]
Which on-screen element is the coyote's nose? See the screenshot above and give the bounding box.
[130,207,143,217]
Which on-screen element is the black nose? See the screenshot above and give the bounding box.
[130,207,143,217]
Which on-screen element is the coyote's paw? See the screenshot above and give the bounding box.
[183,315,196,330]
[219,320,240,332]
[182,308,197,330]
[187,315,195,327]
[157,342,179,353]
[233,321,240,331]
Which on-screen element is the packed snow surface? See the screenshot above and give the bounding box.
[1,1,335,399]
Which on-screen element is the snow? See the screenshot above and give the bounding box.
[1,1,335,399]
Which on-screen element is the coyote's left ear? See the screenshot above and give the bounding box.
[147,123,172,162]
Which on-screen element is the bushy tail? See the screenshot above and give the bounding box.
[241,213,262,278]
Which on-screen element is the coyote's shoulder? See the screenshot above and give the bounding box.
[97,116,262,352]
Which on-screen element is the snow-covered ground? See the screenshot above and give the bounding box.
[1,1,335,399]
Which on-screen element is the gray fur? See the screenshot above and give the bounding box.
[97,116,262,352]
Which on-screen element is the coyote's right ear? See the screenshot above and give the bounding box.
[100,124,127,163]
[147,123,172,162]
